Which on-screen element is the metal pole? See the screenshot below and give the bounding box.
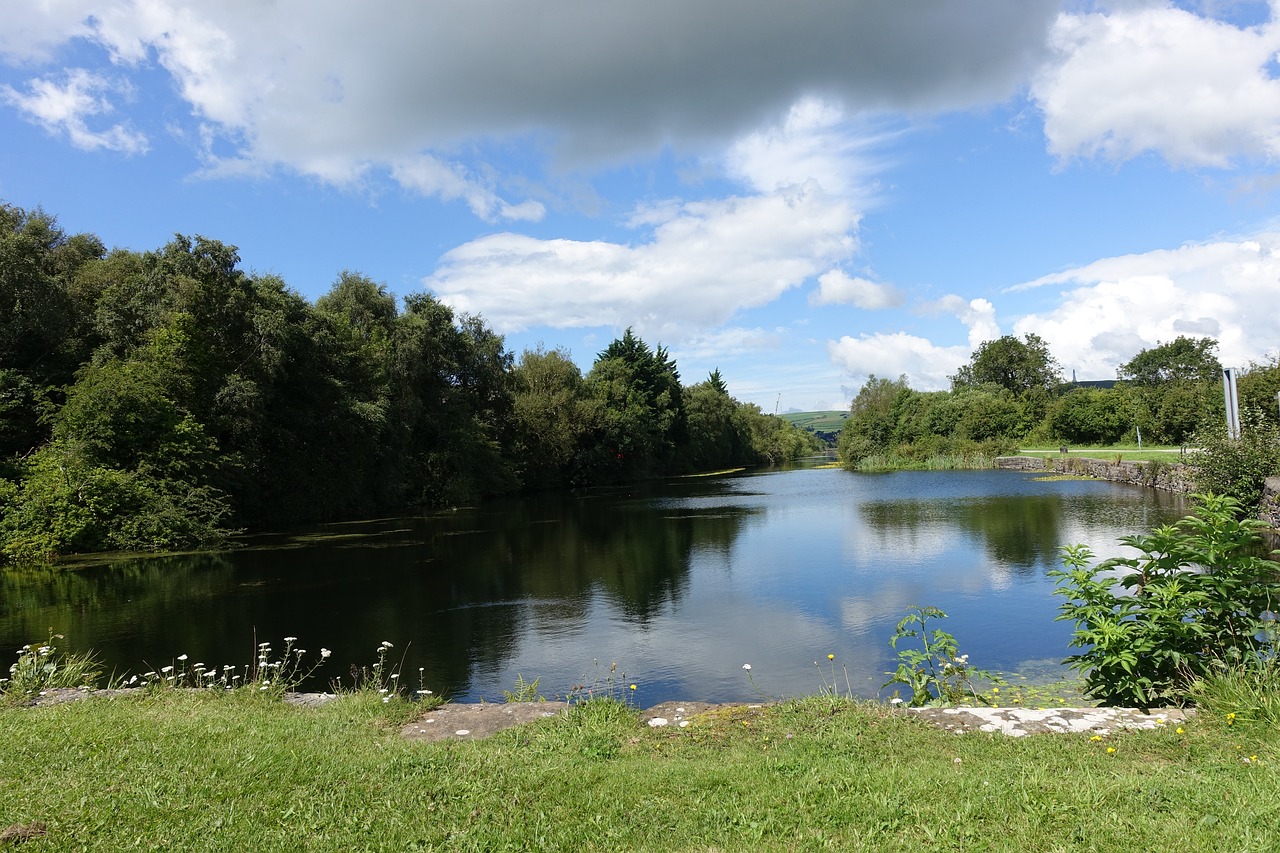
[1223,368,1241,440]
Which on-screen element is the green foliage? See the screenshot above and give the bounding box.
[950,333,1061,396]
[1119,336,1222,385]
[584,329,685,481]
[1049,387,1128,445]
[882,606,1003,706]
[1239,354,1280,429]
[1049,494,1280,709]
[1189,653,1280,729]
[0,632,100,703]
[503,674,544,703]
[1188,410,1280,510]
[0,441,233,563]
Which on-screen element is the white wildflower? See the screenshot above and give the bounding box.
[742,664,752,671]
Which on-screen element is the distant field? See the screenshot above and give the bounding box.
[780,410,848,433]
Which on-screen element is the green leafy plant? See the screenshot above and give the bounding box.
[1050,493,1280,709]
[1188,411,1280,512]
[882,606,1002,706]
[0,632,101,703]
[503,673,544,703]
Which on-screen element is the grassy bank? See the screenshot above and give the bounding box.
[1,690,1277,851]
[1016,446,1193,464]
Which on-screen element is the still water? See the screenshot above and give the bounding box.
[1,463,1187,705]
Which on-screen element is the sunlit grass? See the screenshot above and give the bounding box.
[1,692,1276,850]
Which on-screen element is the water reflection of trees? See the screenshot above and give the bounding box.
[0,488,757,697]
[859,492,1182,575]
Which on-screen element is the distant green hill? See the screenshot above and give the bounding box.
[780,411,847,443]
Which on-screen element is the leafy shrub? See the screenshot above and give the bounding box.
[1188,410,1280,512]
[1050,494,1280,709]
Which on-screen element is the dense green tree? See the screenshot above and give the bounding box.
[584,329,685,481]
[743,405,821,463]
[1238,355,1280,429]
[1116,337,1223,445]
[1048,387,1129,445]
[510,347,594,489]
[951,334,1061,397]
[0,205,105,458]
[837,375,915,464]
[682,370,752,472]
[1118,336,1221,385]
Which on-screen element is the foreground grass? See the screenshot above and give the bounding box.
[1,692,1277,851]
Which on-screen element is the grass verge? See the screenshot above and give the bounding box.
[1,691,1276,851]
[1016,447,1192,464]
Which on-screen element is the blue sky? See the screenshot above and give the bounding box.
[3,1,1279,412]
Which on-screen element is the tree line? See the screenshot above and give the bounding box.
[838,332,1280,506]
[0,203,819,563]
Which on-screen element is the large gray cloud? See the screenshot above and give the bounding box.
[3,0,1061,175]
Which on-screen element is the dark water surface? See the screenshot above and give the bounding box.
[1,463,1187,705]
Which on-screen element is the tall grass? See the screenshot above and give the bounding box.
[848,452,1001,472]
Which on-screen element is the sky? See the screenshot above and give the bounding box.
[2,1,1280,413]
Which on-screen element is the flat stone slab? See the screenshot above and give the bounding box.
[400,701,570,742]
[639,700,770,729]
[904,705,1193,736]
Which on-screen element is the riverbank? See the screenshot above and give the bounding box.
[0,689,1272,850]
[998,454,1280,530]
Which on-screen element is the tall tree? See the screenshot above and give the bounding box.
[1118,336,1221,385]
[585,329,685,481]
[951,334,1061,397]
[1117,336,1223,444]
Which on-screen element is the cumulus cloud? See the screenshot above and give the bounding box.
[426,98,887,339]
[1034,3,1280,166]
[924,295,1000,350]
[2,0,1059,181]
[429,183,858,338]
[1,68,148,153]
[826,296,999,390]
[827,333,970,392]
[1011,235,1280,378]
[810,270,903,309]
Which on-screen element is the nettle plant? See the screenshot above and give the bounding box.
[1050,493,1280,709]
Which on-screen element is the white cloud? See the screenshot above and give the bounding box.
[810,270,903,309]
[1034,3,1280,166]
[827,295,998,391]
[827,332,970,392]
[0,0,101,63]
[924,295,1000,350]
[1011,235,1280,378]
[1,68,148,153]
[429,182,858,338]
[391,155,546,222]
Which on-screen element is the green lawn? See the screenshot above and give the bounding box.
[1,691,1276,851]
[1016,446,1196,464]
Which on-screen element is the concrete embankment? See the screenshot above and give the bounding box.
[995,454,1195,492]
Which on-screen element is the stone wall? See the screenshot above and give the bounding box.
[1260,476,1280,530]
[994,454,1195,493]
